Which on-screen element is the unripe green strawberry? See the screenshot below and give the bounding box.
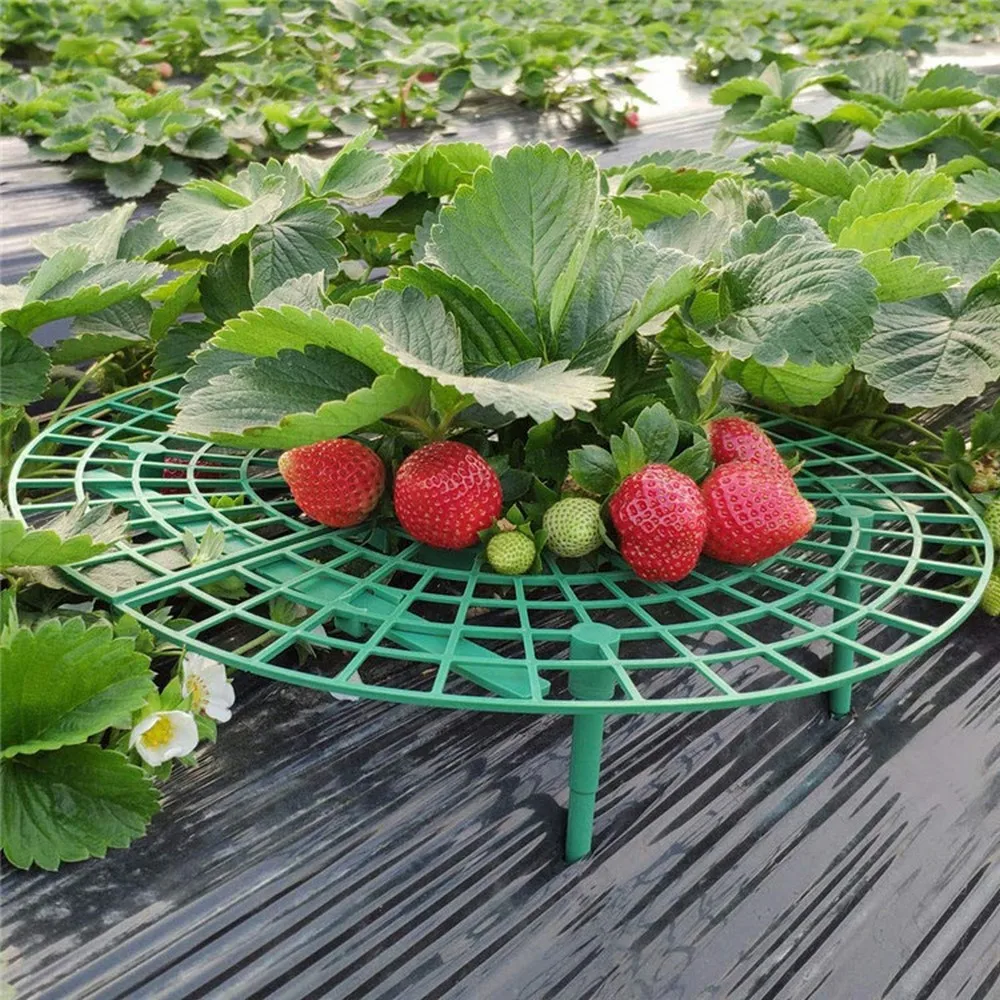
[981,573,1000,617]
[543,498,603,558]
[486,531,535,575]
[983,499,1000,549]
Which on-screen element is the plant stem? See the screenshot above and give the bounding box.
[832,411,944,446]
[43,354,116,428]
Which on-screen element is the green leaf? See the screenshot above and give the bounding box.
[556,231,699,371]
[165,124,228,160]
[32,202,136,263]
[1,744,159,871]
[827,53,910,107]
[861,249,958,303]
[568,445,618,495]
[632,403,680,464]
[88,124,145,164]
[1,618,154,758]
[730,358,849,406]
[176,365,425,448]
[0,501,127,571]
[154,321,214,376]
[610,424,646,479]
[759,152,874,199]
[172,344,375,437]
[200,245,254,325]
[291,130,397,202]
[423,145,600,354]
[858,288,1000,407]
[1,249,164,335]
[211,305,398,373]
[149,269,201,340]
[0,330,50,406]
[158,174,285,253]
[249,200,345,301]
[104,158,164,199]
[698,232,878,367]
[470,59,520,90]
[901,86,987,111]
[386,265,538,366]
[45,298,155,364]
[389,142,491,198]
[828,169,955,252]
[668,437,712,481]
[611,191,707,228]
[614,148,751,197]
[256,272,327,311]
[645,210,737,262]
[955,169,1000,211]
[870,111,957,152]
[857,223,1000,406]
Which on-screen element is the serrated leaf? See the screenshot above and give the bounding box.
[901,86,988,111]
[165,124,228,160]
[1,249,164,335]
[256,272,326,311]
[955,168,1000,211]
[669,438,713,481]
[158,174,285,253]
[153,321,214,376]
[828,169,955,252]
[698,233,878,367]
[88,124,144,164]
[862,249,958,302]
[386,265,538,366]
[249,200,345,301]
[291,130,397,202]
[827,53,910,108]
[871,111,957,152]
[760,152,874,199]
[177,366,425,448]
[730,358,848,406]
[32,203,136,263]
[200,245,253,325]
[611,191,707,228]
[1,618,154,758]
[0,330,50,405]
[0,502,127,570]
[423,145,600,355]
[104,158,163,199]
[389,141,491,198]
[858,289,1000,407]
[1,744,160,871]
[211,305,397,373]
[556,232,699,371]
[857,223,1000,406]
[723,213,827,259]
[148,269,201,340]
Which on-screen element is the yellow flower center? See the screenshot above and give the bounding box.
[141,716,175,748]
[186,675,208,712]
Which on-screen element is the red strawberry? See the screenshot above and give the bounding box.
[417,70,438,83]
[156,61,173,79]
[701,461,815,565]
[278,438,385,528]
[624,110,640,128]
[609,464,708,582]
[707,416,788,474]
[393,441,502,549]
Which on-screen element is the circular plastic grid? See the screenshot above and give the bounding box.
[9,377,993,715]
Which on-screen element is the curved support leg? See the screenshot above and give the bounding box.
[565,624,619,862]
[830,506,874,719]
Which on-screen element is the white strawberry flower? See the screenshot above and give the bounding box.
[129,710,198,766]
[182,652,236,722]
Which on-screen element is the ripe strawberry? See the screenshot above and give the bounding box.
[156,61,173,79]
[707,416,788,474]
[417,70,438,83]
[609,465,708,582]
[981,572,1000,616]
[624,110,640,128]
[278,438,385,528]
[983,499,1000,548]
[701,461,815,565]
[393,441,502,549]
[486,531,535,575]
[543,497,603,558]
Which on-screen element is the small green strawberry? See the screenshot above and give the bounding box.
[486,531,536,575]
[984,499,1000,549]
[543,498,603,558]
[981,573,1000,617]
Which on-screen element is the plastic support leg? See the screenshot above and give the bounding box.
[830,505,874,719]
[565,624,619,862]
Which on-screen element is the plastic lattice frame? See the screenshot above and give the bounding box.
[9,377,994,716]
